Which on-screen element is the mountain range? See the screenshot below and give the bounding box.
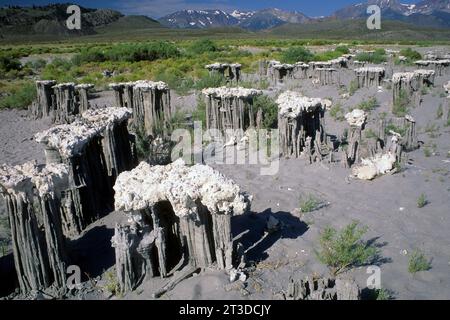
[159,0,450,30]
[0,0,449,40]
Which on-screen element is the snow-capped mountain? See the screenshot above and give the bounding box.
[159,8,311,30]
[332,0,450,28]
[159,10,238,29]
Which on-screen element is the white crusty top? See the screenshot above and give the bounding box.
[113,159,250,217]
[0,161,68,199]
[35,107,132,158]
[205,62,241,69]
[109,80,169,91]
[354,67,385,74]
[345,109,367,127]
[415,59,450,65]
[202,86,263,99]
[75,83,95,90]
[392,72,416,84]
[276,91,331,118]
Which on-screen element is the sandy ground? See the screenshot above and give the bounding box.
[1,46,450,300]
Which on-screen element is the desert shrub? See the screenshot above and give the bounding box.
[329,103,345,121]
[315,221,379,275]
[399,48,422,61]
[299,194,322,213]
[194,73,226,90]
[417,193,428,208]
[192,95,207,128]
[188,39,218,54]
[135,125,151,160]
[358,97,378,112]
[423,147,431,157]
[0,81,36,109]
[72,41,180,64]
[408,250,432,274]
[348,79,359,96]
[336,46,349,54]
[355,48,386,64]
[253,95,278,129]
[313,50,342,62]
[0,54,21,73]
[281,46,314,64]
[392,89,409,117]
[436,104,443,119]
[375,288,392,300]
[385,123,406,137]
[104,269,120,296]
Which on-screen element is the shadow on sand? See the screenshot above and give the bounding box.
[232,208,309,262]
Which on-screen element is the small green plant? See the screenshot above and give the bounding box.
[417,193,428,208]
[188,39,218,54]
[436,104,443,119]
[104,269,120,296]
[355,49,386,64]
[299,194,321,213]
[399,48,422,62]
[392,89,410,117]
[329,103,345,121]
[364,129,379,140]
[348,79,359,96]
[135,125,151,160]
[253,95,278,129]
[423,147,431,158]
[0,81,36,109]
[358,97,378,112]
[374,288,393,300]
[315,221,379,275]
[408,250,432,274]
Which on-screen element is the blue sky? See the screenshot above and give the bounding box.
[0,0,420,18]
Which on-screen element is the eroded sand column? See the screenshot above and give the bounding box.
[111,159,251,294]
[0,162,68,294]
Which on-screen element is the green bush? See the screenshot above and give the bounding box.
[0,54,21,73]
[355,48,386,64]
[194,73,226,90]
[188,39,218,54]
[315,221,379,275]
[329,103,345,121]
[417,193,428,208]
[299,194,321,213]
[72,41,180,64]
[348,79,359,96]
[358,97,378,112]
[408,249,432,274]
[399,48,422,61]
[392,89,410,117]
[253,95,278,129]
[335,46,350,54]
[281,46,314,64]
[0,82,36,109]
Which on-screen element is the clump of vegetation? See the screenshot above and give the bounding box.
[417,193,428,208]
[348,79,359,96]
[399,48,422,62]
[192,95,207,128]
[187,39,218,55]
[329,103,345,121]
[385,123,406,137]
[72,41,180,65]
[253,95,278,129]
[194,73,226,90]
[358,97,378,112]
[315,221,379,275]
[299,194,322,213]
[375,288,393,300]
[423,147,431,158]
[436,104,443,119]
[364,129,379,140]
[313,45,350,61]
[392,89,410,117]
[408,249,432,274]
[104,269,120,296]
[281,46,314,64]
[355,48,386,64]
[134,125,151,160]
[0,81,36,109]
